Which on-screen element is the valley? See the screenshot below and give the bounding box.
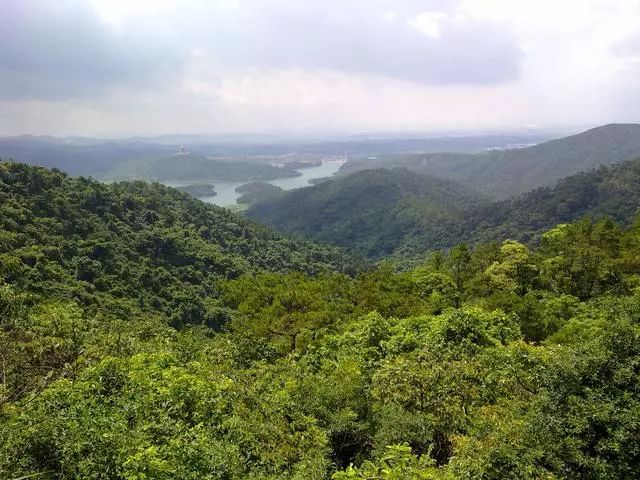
[247,124,640,264]
[2,124,640,479]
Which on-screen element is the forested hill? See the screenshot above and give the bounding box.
[2,161,640,479]
[0,161,354,327]
[466,155,640,244]
[246,168,487,258]
[248,157,640,263]
[339,123,640,199]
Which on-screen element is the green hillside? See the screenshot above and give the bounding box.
[247,168,486,258]
[248,157,640,264]
[340,124,640,199]
[465,156,640,244]
[2,162,640,480]
[236,181,286,204]
[0,161,354,328]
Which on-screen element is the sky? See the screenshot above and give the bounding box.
[1,0,640,136]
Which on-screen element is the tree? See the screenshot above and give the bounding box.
[448,244,471,306]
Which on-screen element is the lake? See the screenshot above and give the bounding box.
[165,159,344,207]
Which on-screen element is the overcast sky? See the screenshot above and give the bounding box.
[1,0,640,136]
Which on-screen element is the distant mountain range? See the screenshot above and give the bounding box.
[4,123,640,265]
[248,135,640,264]
[339,124,640,199]
[465,156,640,245]
[0,135,175,176]
[0,130,555,178]
[102,153,301,182]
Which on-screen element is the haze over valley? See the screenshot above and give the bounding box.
[0,129,555,207]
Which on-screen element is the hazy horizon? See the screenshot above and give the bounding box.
[0,124,600,142]
[2,0,640,136]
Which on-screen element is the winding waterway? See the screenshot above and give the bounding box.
[165,159,344,207]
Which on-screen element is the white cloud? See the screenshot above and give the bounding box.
[1,0,640,135]
[409,11,448,39]
[88,0,181,29]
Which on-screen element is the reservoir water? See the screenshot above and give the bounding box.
[165,159,344,207]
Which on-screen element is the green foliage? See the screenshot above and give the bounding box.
[249,154,640,265]
[1,353,329,480]
[2,162,640,480]
[0,161,354,326]
[247,168,483,261]
[333,444,439,480]
[449,307,640,479]
[236,181,286,205]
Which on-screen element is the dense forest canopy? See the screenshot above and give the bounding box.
[3,0,640,474]
[1,160,639,479]
[247,168,486,260]
[0,161,355,328]
[249,156,640,265]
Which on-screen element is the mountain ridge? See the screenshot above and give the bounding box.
[248,156,640,263]
[339,123,640,199]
